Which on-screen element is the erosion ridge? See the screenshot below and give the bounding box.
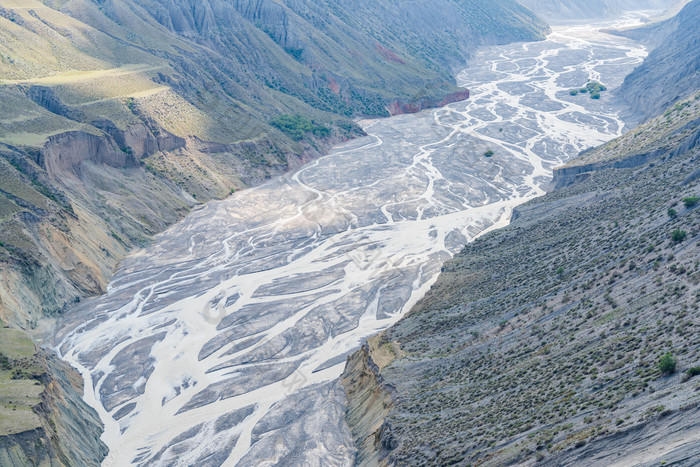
[342,12,700,464]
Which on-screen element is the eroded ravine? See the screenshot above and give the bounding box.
[55,18,649,467]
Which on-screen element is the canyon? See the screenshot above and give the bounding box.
[53,16,652,466]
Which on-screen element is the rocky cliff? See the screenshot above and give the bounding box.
[0,328,107,466]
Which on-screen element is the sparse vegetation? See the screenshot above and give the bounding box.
[571,80,607,99]
[351,93,700,466]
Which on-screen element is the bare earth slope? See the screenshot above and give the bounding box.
[617,0,700,122]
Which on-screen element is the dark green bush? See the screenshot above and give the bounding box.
[270,114,331,141]
[0,353,10,370]
[484,150,494,157]
[671,229,687,243]
[658,353,677,375]
[682,196,699,208]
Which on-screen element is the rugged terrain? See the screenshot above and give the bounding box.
[0,0,552,464]
[342,5,700,464]
[0,326,106,465]
[0,0,547,331]
[51,15,654,466]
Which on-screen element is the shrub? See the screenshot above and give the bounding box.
[671,229,687,243]
[667,208,677,218]
[658,353,677,375]
[270,114,331,141]
[686,367,700,378]
[682,196,699,208]
[484,150,494,157]
[0,353,10,370]
[569,89,578,96]
[590,92,600,99]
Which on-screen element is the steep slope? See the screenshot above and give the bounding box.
[343,11,700,464]
[343,87,700,467]
[0,1,551,464]
[0,327,107,466]
[618,0,700,122]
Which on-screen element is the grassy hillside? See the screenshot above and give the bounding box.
[344,88,700,467]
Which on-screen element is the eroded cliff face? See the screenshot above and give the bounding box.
[342,335,401,467]
[387,90,470,116]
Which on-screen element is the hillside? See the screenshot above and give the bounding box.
[617,0,700,122]
[516,0,673,21]
[343,6,700,464]
[344,88,700,467]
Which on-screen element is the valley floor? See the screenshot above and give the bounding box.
[52,19,653,466]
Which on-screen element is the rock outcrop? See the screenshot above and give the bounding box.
[387,90,470,116]
[0,330,107,466]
